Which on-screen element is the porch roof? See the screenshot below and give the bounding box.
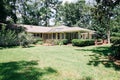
[20,24,94,33]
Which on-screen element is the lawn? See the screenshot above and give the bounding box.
[0,45,120,80]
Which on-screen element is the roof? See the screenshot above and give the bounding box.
[20,25,51,33]
[20,24,94,33]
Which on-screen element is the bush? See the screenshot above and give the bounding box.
[18,32,35,47]
[33,38,43,44]
[111,38,120,59]
[0,24,18,47]
[0,23,37,47]
[61,39,68,45]
[53,39,68,45]
[36,41,43,45]
[110,37,120,43]
[53,40,62,45]
[72,39,94,47]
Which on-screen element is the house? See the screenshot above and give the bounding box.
[21,25,95,43]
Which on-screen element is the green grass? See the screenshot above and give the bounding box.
[0,45,120,80]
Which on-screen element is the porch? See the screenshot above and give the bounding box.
[33,31,93,43]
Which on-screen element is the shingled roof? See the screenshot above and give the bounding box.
[20,24,94,33]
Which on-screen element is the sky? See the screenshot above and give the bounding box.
[61,0,94,4]
[62,0,78,4]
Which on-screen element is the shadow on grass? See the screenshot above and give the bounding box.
[0,60,57,80]
[0,45,35,50]
[75,46,120,70]
[0,46,18,50]
[80,76,93,80]
[0,47,3,50]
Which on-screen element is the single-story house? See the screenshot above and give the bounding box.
[21,25,95,43]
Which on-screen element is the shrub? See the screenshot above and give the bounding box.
[110,37,120,43]
[0,24,18,47]
[72,39,94,47]
[33,38,43,44]
[53,39,68,45]
[18,32,35,47]
[111,38,120,60]
[36,41,43,45]
[61,39,68,45]
[53,40,61,45]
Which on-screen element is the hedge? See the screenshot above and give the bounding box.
[72,39,95,47]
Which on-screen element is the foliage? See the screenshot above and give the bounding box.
[33,38,43,45]
[52,39,68,45]
[0,24,18,47]
[52,40,61,45]
[110,5,120,58]
[72,39,94,47]
[18,32,35,47]
[61,39,68,45]
[36,41,43,45]
[18,0,62,26]
[59,0,90,27]
[111,38,120,59]
[110,37,120,43]
[91,0,120,44]
[111,32,120,37]
[94,29,107,39]
[0,0,17,23]
[18,0,45,25]
[112,27,120,33]
[43,0,62,26]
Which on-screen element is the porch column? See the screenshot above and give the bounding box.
[42,33,44,39]
[64,33,66,39]
[72,32,75,39]
[81,33,83,39]
[42,33,43,39]
[56,33,58,39]
[60,33,62,39]
[72,33,74,39]
[85,33,88,39]
[51,33,53,39]
[42,33,45,43]
[48,34,49,39]
[89,33,92,39]
[78,32,81,39]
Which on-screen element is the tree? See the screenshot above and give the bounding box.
[18,0,62,26]
[40,0,62,26]
[0,0,17,23]
[51,0,62,26]
[77,3,92,28]
[91,0,120,44]
[18,0,43,25]
[111,4,120,32]
[59,1,82,26]
[59,0,91,27]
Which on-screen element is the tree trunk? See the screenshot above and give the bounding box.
[107,14,111,44]
[107,29,110,44]
[45,0,49,27]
